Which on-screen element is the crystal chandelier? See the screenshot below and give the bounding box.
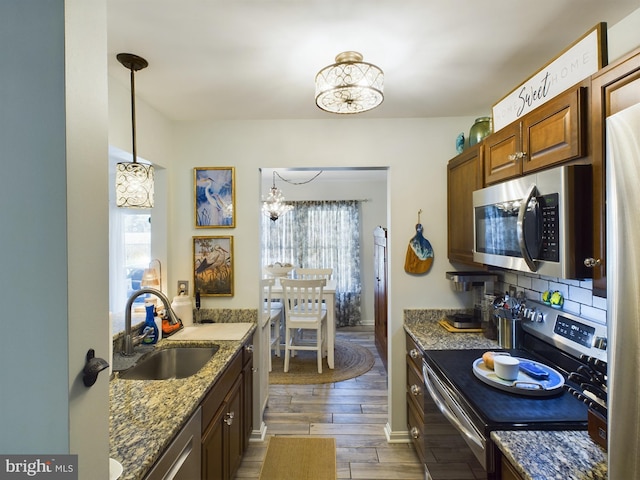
[115,53,154,208]
[315,51,384,114]
[262,172,293,221]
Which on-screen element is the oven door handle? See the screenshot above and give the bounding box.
[422,361,484,451]
[516,183,538,272]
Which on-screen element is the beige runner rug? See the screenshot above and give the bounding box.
[259,436,336,480]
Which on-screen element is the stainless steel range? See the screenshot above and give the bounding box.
[422,300,607,479]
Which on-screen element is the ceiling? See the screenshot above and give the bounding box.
[107,1,638,123]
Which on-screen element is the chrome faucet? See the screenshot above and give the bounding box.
[122,288,182,356]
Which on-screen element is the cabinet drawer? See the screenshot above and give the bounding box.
[242,336,254,366]
[407,394,426,464]
[201,351,242,430]
[406,360,424,413]
[405,333,424,373]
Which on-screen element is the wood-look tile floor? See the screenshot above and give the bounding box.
[235,327,426,480]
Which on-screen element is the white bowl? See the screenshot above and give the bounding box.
[493,355,520,381]
[264,264,294,277]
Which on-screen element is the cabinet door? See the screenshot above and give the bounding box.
[484,123,521,185]
[201,377,242,480]
[241,341,253,451]
[447,145,484,266]
[501,455,525,480]
[226,378,243,480]
[590,48,640,297]
[522,85,587,174]
[202,406,225,480]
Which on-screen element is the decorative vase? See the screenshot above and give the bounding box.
[469,117,492,146]
[455,132,465,153]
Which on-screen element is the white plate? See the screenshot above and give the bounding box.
[472,357,565,396]
[109,458,123,480]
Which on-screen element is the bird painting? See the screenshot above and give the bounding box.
[194,237,233,296]
[195,168,234,227]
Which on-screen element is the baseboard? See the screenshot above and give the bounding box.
[383,423,411,443]
[250,422,268,442]
[360,319,374,326]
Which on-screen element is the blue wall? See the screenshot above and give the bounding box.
[0,0,70,452]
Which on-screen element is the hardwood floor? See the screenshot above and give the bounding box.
[235,327,426,480]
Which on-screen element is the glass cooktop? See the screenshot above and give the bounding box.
[425,349,588,431]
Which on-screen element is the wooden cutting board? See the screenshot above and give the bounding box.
[166,323,253,341]
[438,319,483,333]
[404,222,434,274]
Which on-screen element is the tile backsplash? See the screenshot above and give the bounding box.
[498,270,607,324]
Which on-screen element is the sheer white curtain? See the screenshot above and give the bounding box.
[262,200,362,327]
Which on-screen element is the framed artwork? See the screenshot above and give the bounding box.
[194,167,235,228]
[193,236,234,296]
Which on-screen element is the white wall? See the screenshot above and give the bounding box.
[608,6,640,62]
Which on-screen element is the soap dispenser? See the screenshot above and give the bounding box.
[140,303,159,344]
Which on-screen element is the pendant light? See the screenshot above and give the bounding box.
[262,171,293,221]
[315,51,384,114]
[115,53,154,208]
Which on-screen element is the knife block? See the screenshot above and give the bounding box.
[587,408,607,450]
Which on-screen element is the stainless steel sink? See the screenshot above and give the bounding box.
[119,346,219,380]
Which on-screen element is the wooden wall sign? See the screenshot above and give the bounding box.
[492,23,608,132]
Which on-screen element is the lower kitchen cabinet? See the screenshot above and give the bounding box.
[201,336,253,480]
[405,333,426,463]
[501,456,524,480]
[144,408,202,480]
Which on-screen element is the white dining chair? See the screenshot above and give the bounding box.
[280,278,328,374]
[295,267,333,280]
[261,278,283,372]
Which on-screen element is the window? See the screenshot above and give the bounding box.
[261,200,362,326]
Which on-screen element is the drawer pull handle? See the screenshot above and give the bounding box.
[584,257,602,268]
[410,384,422,396]
[224,411,235,426]
[508,151,527,161]
[410,427,420,439]
[409,349,421,359]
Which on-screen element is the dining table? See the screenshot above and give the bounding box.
[269,277,337,369]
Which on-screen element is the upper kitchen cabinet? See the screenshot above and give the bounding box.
[485,82,589,185]
[447,144,484,266]
[590,47,640,298]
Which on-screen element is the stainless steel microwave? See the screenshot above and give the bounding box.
[472,165,592,278]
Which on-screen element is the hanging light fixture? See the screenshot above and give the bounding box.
[315,51,384,114]
[115,53,154,208]
[262,171,293,222]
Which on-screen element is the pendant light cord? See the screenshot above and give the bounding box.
[274,170,323,185]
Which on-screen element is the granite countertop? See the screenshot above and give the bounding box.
[403,308,499,351]
[109,324,256,480]
[403,310,607,480]
[491,430,607,480]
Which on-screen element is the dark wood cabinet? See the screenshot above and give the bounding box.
[590,47,640,297]
[201,335,253,480]
[241,342,253,452]
[405,333,426,463]
[501,455,525,480]
[485,84,588,185]
[374,226,388,370]
[447,144,484,266]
